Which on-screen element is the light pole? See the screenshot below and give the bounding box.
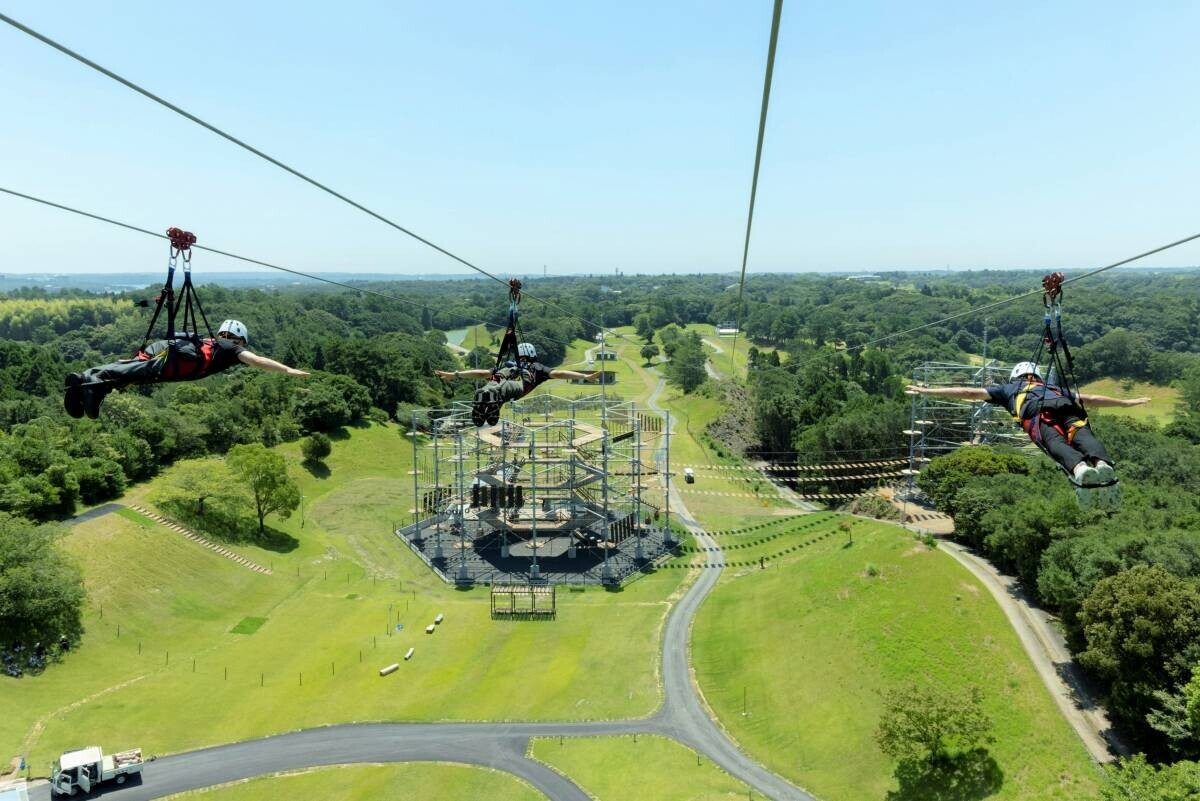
[300,494,306,529]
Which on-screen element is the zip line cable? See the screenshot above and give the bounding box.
[6,13,1197,370]
[728,0,783,378]
[849,232,1200,356]
[0,11,631,346]
[0,185,576,352]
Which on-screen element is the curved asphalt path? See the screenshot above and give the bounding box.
[27,377,811,801]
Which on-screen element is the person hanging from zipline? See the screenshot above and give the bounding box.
[906,362,1146,484]
[64,228,308,420]
[905,273,1147,509]
[434,279,600,426]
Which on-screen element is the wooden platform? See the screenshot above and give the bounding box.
[491,584,557,619]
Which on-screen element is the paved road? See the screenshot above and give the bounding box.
[69,503,122,525]
[26,375,810,801]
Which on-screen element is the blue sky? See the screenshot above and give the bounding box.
[1,1,1198,275]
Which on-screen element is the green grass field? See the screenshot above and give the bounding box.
[692,518,1101,801]
[163,763,544,800]
[531,735,752,800]
[1080,378,1179,424]
[658,387,797,531]
[1,424,690,774]
[677,323,783,380]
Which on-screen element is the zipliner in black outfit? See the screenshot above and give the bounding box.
[983,378,1111,475]
[65,320,308,419]
[906,363,1148,488]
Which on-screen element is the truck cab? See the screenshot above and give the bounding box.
[683,467,695,484]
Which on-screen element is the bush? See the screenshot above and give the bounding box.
[302,433,332,463]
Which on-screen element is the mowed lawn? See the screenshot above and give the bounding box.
[2,424,688,774]
[692,519,1101,801]
[532,735,751,800]
[1080,378,1178,424]
[163,763,544,801]
[660,388,796,531]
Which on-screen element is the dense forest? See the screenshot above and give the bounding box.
[2,268,1200,793]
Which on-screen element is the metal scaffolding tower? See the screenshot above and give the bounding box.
[398,393,669,586]
[902,361,1027,499]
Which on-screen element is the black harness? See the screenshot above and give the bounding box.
[138,228,214,364]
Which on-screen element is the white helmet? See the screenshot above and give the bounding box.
[1010,361,1041,381]
[218,319,249,343]
[517,342,537,359]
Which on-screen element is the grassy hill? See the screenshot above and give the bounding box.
[1080,378,1179,424]
[2,424,689,773]
[691,519,1101,801]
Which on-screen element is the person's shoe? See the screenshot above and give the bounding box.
[471,387,490,427]
[486,404,501,427]
[82,384,109,420]
[1072,461,1100,486]
[64,373,85,419]
[1092,460,1116,485]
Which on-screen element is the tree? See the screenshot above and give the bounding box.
[155,460,245,519]
[634,313,654,341]
[917,446,1029,517]
[1079,565,1200,741]
[0,513,85,654]
[301,432,332,463]
[640,343,660,364]
[665,332,707,393]
[226,444,300,535]
[875,684,994,764]
[1100,755,1200,801]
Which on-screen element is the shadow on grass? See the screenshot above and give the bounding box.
[302,459,331,479]
[257,525,301,554]
[886,750,1003,801]
[326,427,353,441]
[155,500,300,553]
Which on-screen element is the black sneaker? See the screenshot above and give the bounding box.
[83,384,109,419]
[471,402,487,427]
[64,374,85,419]
[486,404,501,427]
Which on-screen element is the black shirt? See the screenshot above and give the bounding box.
[494,361,554,400]
[206,337,247,375]
[985,380,1074,420]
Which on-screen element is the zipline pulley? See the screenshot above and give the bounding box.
[139,227,213,353]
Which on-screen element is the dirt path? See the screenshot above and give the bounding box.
[935,538,1127,762]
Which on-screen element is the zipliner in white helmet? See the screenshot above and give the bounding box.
[218,319,249,343]
[1009,361,1042,382]
[517,342,536,359]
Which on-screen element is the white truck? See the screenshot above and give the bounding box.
[52,746,143,796]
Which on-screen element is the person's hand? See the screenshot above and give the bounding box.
[287,368,310,378]
[905,384,927,395]
[586,371,602,382]
[1123,397,1151,407]
[435,370,456,381]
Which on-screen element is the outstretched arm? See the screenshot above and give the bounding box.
[239,350,309,378]
[550,369,602,381]
[1075,392,1150,408]
[435,369,494,382]
[905,384,989,401]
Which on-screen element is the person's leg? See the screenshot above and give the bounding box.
[1035,420,1089,478]
[78,356,165,418]
[1067,423,1112,466]
[81,357,163,387]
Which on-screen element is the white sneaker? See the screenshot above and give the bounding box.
[1093,461,1116,484]
[1073,462,1100,486]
